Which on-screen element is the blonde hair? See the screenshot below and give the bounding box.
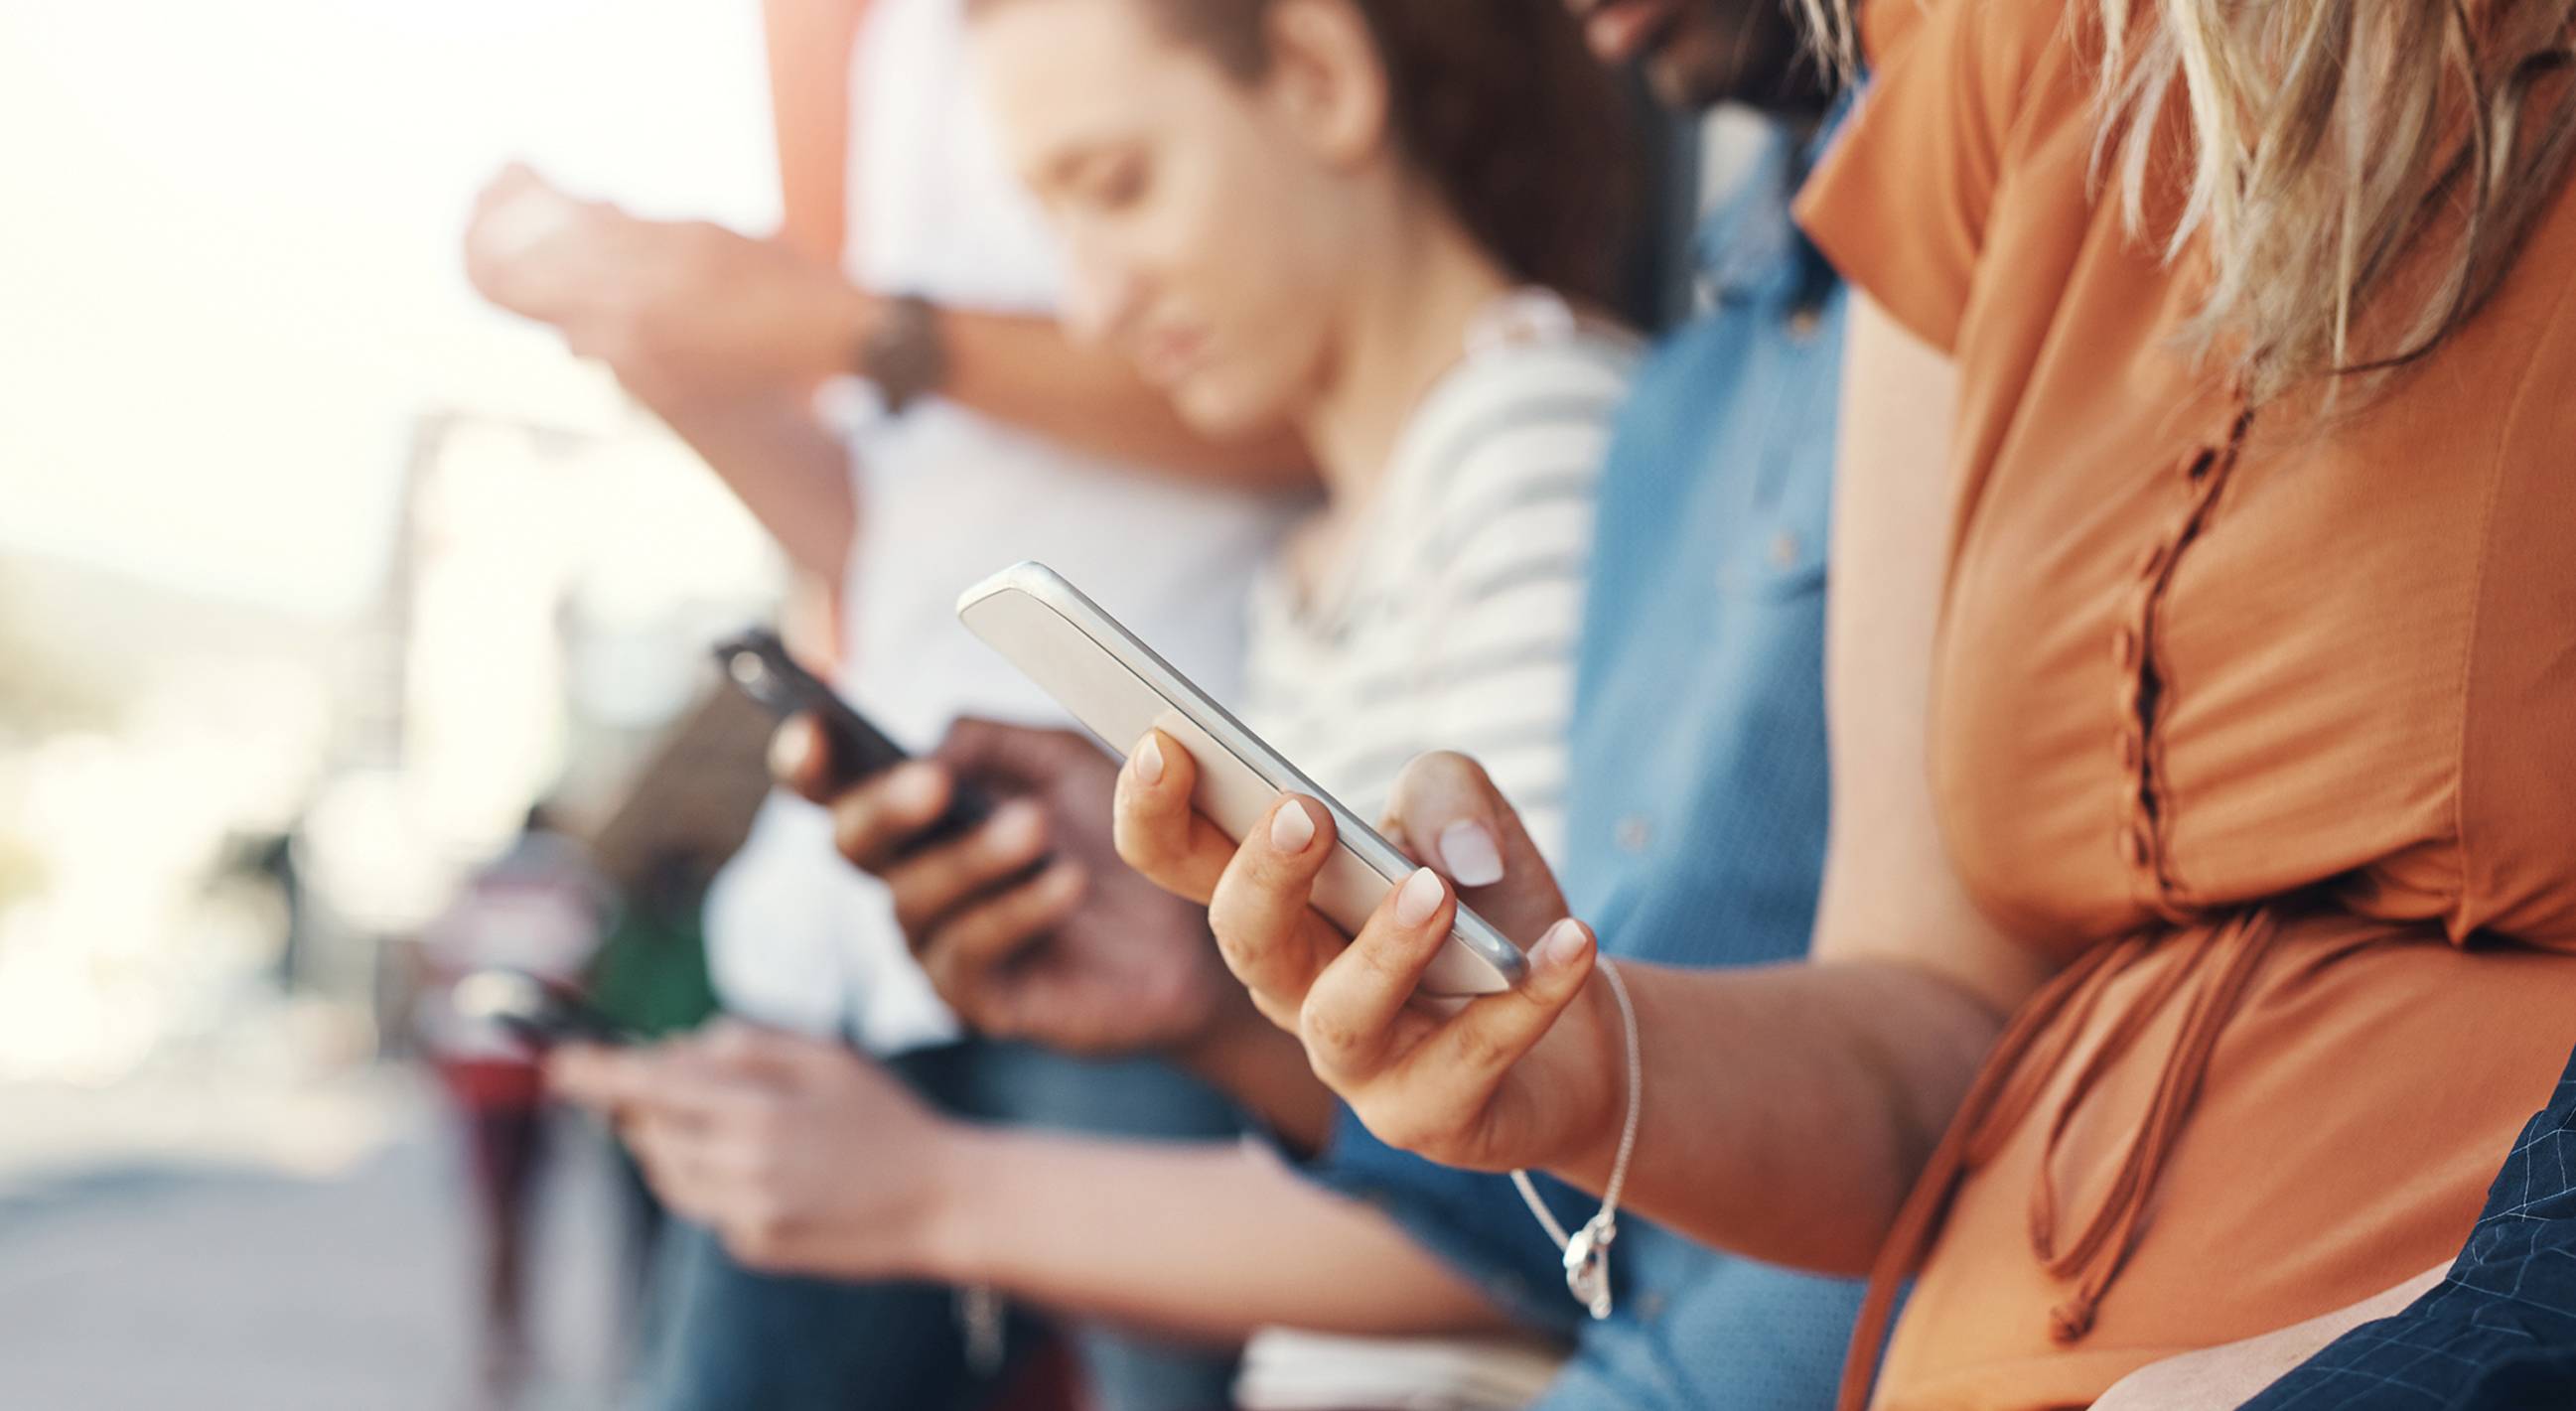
[1803,0,2576,404]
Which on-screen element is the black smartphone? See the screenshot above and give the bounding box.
[712,629,992,846]
[455,969,635,1050]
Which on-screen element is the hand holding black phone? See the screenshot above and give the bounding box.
[455,969,635,1051]
[712,629,993,850]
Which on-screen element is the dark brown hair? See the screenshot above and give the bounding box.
[981,0,1641,307]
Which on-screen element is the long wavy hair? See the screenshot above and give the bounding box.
[1804,0,2576,404]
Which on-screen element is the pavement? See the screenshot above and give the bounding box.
[0,1065,635,1411]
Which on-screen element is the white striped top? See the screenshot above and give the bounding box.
[1241,297,1638,867]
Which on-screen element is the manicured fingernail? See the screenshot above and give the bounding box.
[769,719,815,778]
[990,799,1047,854]
[889,762,945,812]
[1270,799,1315,853]
[1535,918,1593,971]
[1394,867,1446,927]
[1132,734,1165,784]
[1436,820,1504,888]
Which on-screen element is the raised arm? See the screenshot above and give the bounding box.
[645,384,859,585]
[763,0,868,264]
[762,0,1305,484]
[467,0,1303,509]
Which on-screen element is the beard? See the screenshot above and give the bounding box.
[1645,1,1832,115]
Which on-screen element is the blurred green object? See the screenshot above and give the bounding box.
[579,684,775,1038]
[585,854,719,1040]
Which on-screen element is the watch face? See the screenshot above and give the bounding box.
[866,295,946,412]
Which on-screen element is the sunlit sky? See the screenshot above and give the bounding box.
[0,0,784,622]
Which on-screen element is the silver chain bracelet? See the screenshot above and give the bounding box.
[1508,955,1642,1321]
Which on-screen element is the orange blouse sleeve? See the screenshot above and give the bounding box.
[1794,0,2064,355]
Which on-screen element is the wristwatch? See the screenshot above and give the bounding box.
[856,292,948,416]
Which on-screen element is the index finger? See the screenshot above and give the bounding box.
[769,714,837,802]
[879,799,1052,941]
[616,1058,787,1137]
[934,718,1105,797]
[1205,797,1345,1026]
[1293,867,1457,1080]
[546,1042,655,1110]
[915,859,1088,1023]
[825,763,956,874]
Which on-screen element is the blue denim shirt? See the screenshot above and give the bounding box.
[1297,119,1866,1411]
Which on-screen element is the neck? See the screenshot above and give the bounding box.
[1296,206,1517,504]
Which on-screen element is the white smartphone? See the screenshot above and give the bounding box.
[956,561,1527,996]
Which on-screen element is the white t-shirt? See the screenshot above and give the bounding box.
[1241,302,1637,866]
[706,0,1287,1053]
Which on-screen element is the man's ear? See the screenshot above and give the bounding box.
[1258,0,1392,168]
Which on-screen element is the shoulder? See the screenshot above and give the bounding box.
[1864,0,2080,77]
[1405,325,1635,491]
[1448,322,1638,419]
[1406,339,1625,553]
[1798,0,2098,353]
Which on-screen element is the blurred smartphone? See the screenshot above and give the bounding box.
[455,969,634,1051]
[712,629,992,845]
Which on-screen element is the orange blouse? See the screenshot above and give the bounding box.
[1798,0,2576,1406]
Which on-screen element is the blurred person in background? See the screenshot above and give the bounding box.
[412,801,610,1409]
[579,845,721,1375]
[554,1,1667,1408]
[464,0,1300,1406]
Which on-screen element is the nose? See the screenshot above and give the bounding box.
[1059,227,1141,350]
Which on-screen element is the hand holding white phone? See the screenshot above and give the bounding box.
[956,562,1528,996]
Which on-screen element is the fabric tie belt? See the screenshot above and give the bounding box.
[1837,908,2286,1409]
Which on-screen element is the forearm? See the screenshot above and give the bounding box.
[586,252,1301,491]
[934,308,1309,489]
[1538,292,2017,1275]
[636,386,856,584]
[762,0,866,263]
[924,1131,1514,1342]
[1545,957,2003,1275]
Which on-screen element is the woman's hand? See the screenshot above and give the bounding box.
[549,1023,962,1280]
[1112,732,1623,1175]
